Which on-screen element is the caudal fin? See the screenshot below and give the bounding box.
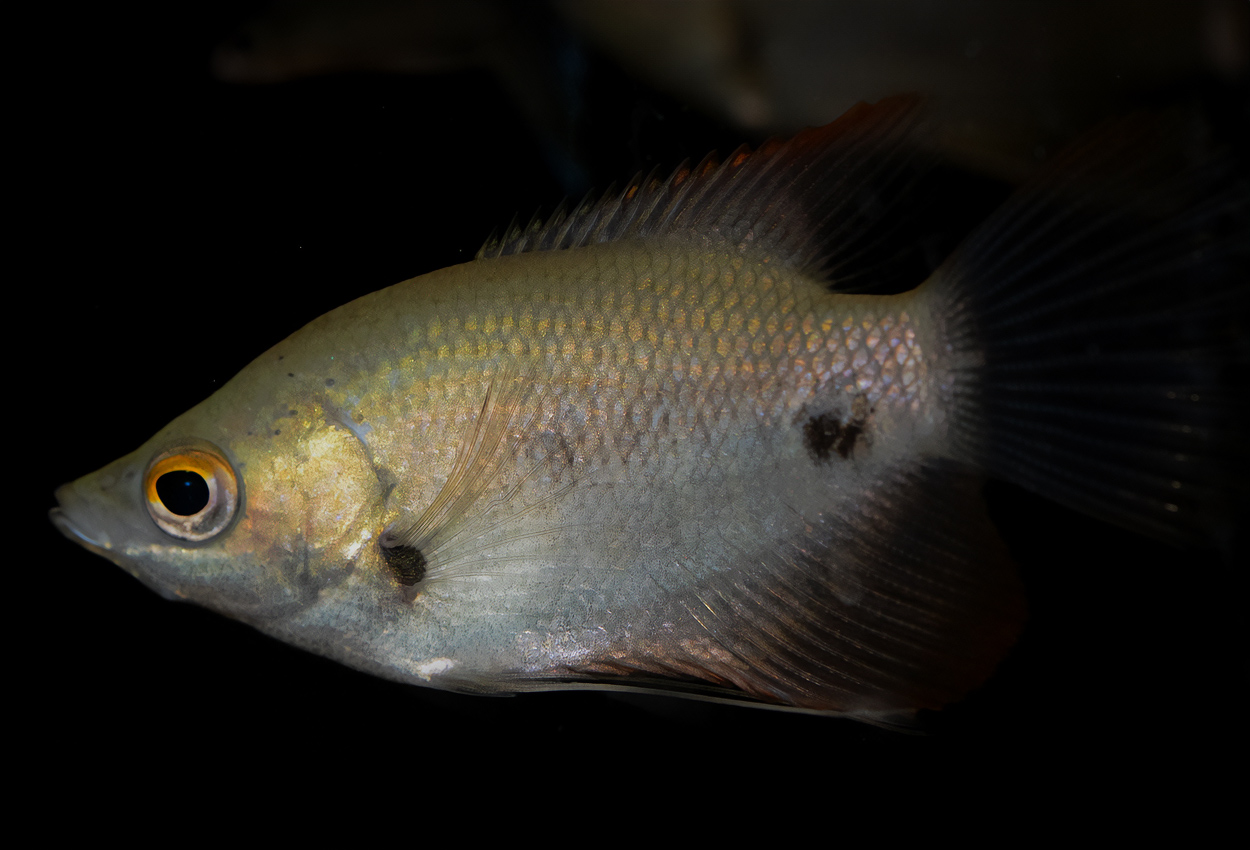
[932,109,1248,552]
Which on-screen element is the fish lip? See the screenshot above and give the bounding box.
[49,504,109,557]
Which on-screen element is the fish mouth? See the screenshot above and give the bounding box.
[49,486,112,558]
[49,506,107,556]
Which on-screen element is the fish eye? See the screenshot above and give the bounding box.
[143,443,240,542]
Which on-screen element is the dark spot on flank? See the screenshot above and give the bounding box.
[325,378,336,387]
[379,536,427,586]
[833,420,865,459]
[288,373,295,378]
[803,412,848,463]
[278,355,284,361]
[802,397,873,464]
[273,429,281,436]
[554,433,575,468]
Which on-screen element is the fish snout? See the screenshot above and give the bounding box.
[50,482,114,556]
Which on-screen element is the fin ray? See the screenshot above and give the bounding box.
[525,460,1026,716]
[933,109,1249,549]
[477,96,935,286]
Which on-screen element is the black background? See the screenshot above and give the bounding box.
[24,0,1243,821]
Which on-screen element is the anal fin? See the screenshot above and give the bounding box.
[561,459,1026,717]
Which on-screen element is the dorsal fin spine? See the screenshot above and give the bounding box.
[475,96,930,285]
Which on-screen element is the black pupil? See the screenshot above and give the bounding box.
[156,470,211,516]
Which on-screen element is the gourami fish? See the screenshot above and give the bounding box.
[51,98,1245,723]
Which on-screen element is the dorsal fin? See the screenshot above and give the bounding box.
[476,96,933,284]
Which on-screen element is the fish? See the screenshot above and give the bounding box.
[50,97,1246,724]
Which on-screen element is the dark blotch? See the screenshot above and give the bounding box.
[325,378,336,387]
[833,420,864,459]
[380,537,427,586]
[802,399,872,464]
[803,412,847,463]
[287,373,295,378]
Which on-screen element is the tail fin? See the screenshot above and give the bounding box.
[932,109,1248,552]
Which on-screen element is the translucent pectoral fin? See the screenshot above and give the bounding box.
[378,365,567,594]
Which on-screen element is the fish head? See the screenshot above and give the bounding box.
[50,371,390,627]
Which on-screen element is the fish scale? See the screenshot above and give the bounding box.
[322,243,929,481]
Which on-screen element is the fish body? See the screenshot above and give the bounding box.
[52,99,1245,721]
